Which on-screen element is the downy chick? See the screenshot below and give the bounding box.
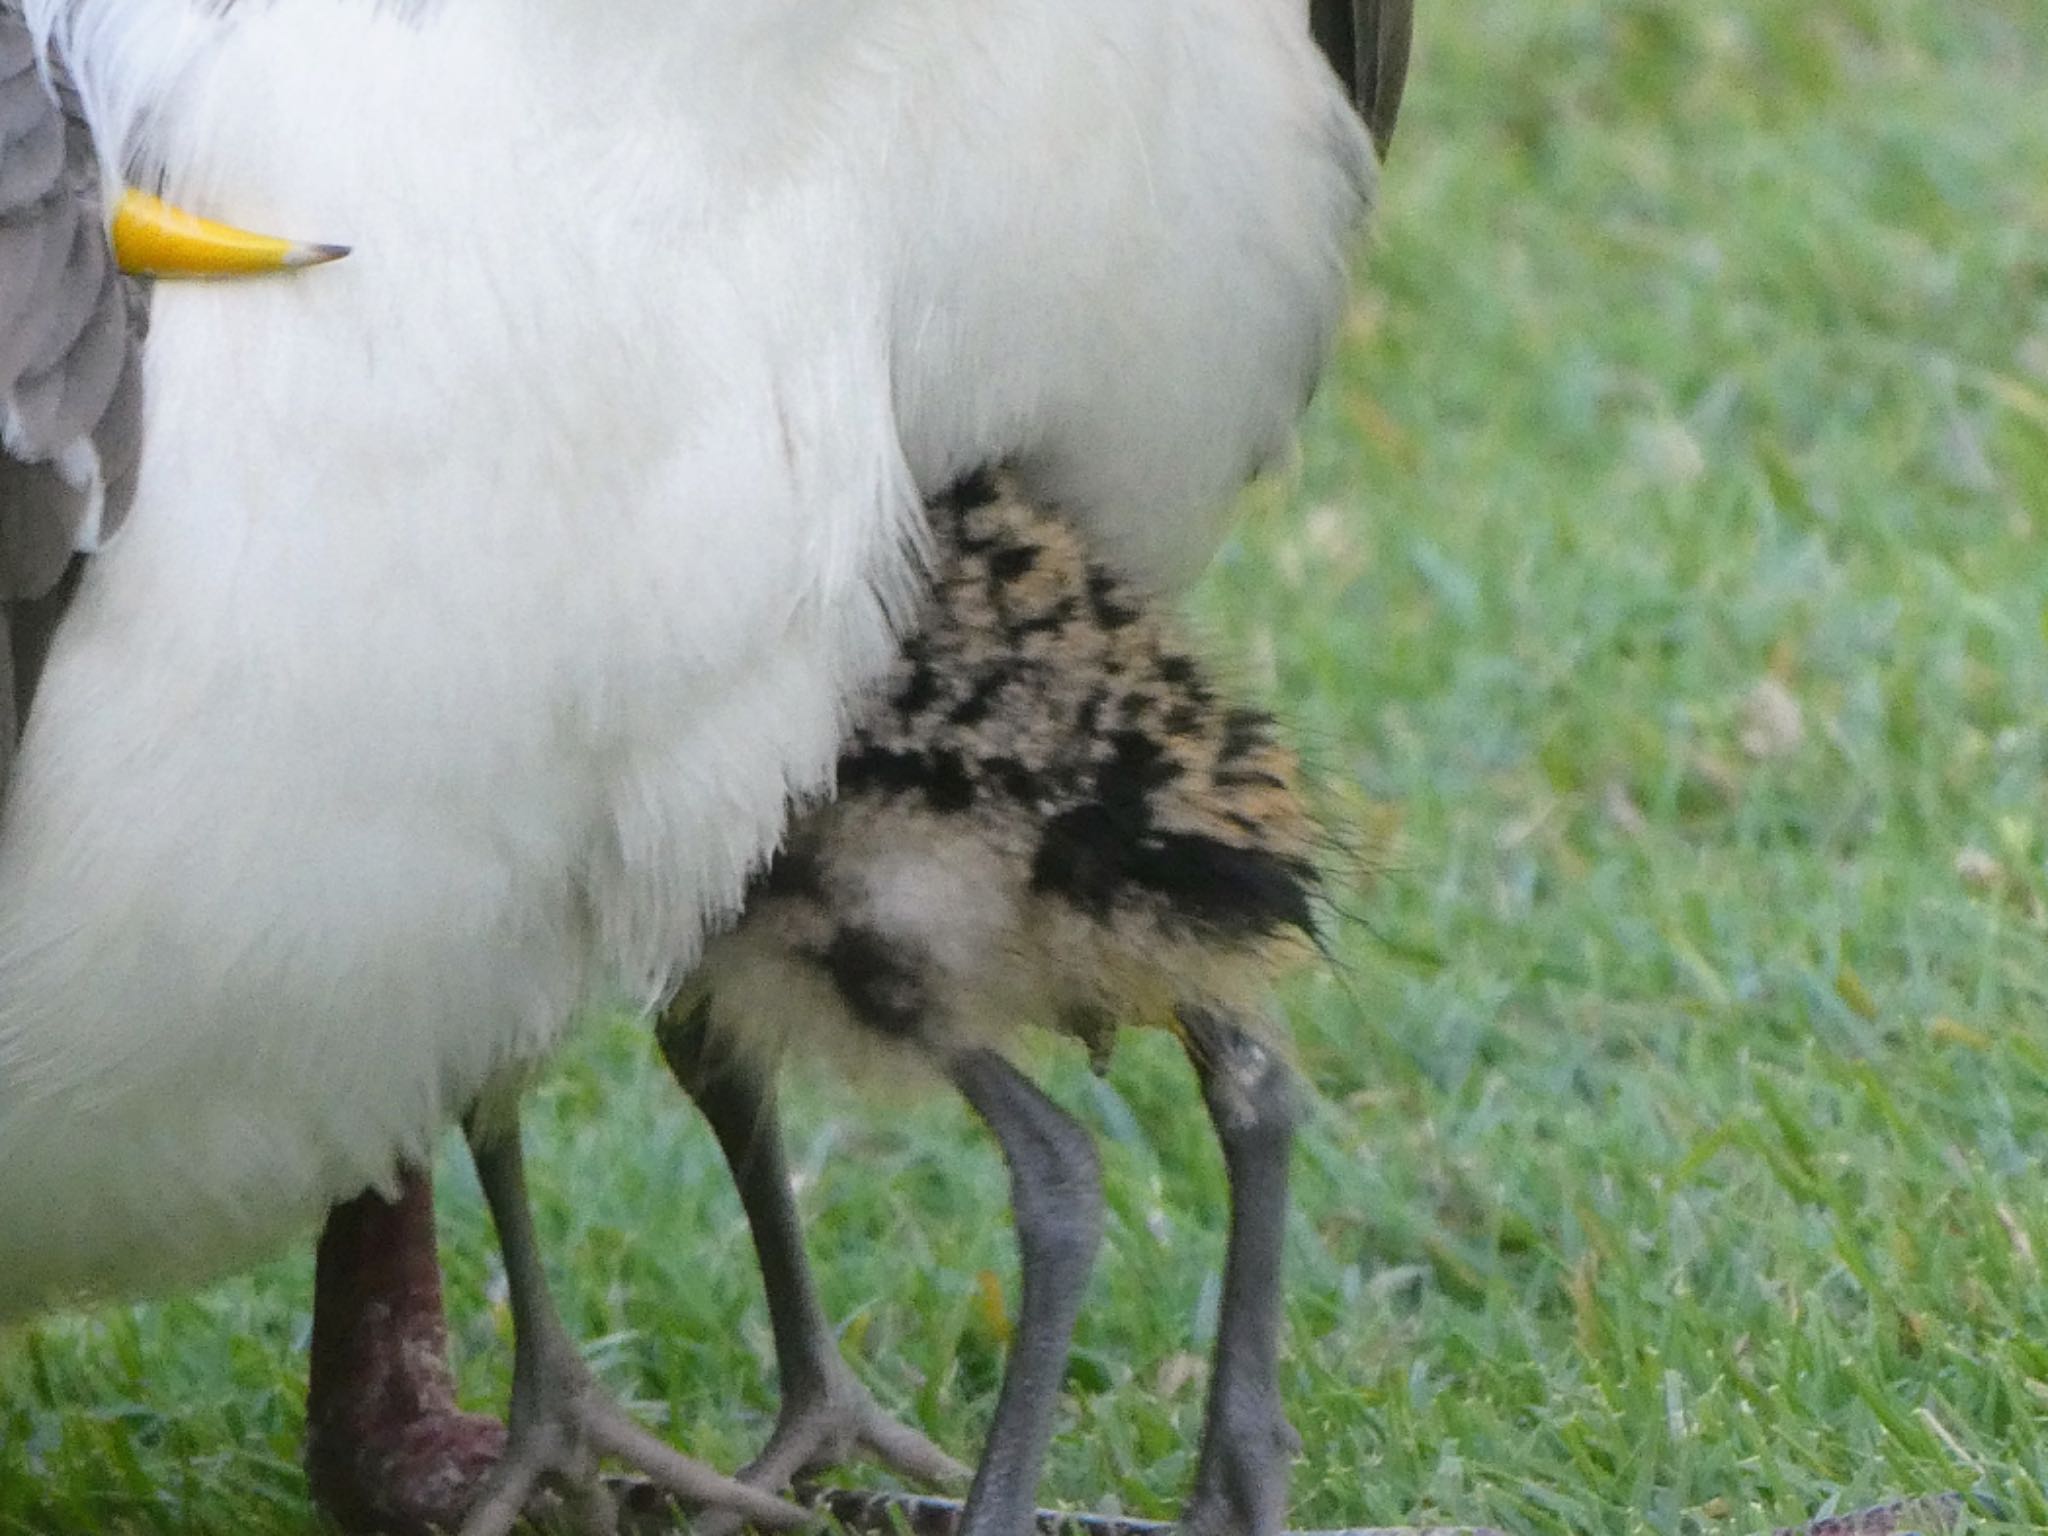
[662,468,1330,1536]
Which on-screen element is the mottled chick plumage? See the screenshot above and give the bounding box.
[685,470,1325,1073]
[660,472,1336,1536]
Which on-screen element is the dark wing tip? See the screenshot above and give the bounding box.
[1311,0,1415,160]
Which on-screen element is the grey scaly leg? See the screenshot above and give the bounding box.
[949,1049,1105,1536]
[1175,1008,1303,1536]
[458,1111,811,1536]
[656,1002,970,1517]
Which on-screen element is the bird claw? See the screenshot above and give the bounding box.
[759,1371,969,1488]
[1774,1492,1975,1535]
[691,1369,968,1536]
[456,1357,811,1536]
[456,1410,613,1536]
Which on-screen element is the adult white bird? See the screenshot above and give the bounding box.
[0,0,1394,1529]
[2,15,817,1533]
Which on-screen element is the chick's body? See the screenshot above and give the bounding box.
[666,470,1328,1536]
[691,469,1322,1072]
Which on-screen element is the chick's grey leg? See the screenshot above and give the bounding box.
[458,1111,810,1536]
[948,1049,1105,1536]
[1174,1008,1302,1536]
[656,1001,970,1503]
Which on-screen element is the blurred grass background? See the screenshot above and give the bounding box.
[7,2,2048,1532]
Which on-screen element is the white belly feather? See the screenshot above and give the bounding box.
[876,0,1375,587]
[0,0,1369,1322]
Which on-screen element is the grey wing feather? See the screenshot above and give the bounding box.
[0,457,84,600]
[0,74,63,204]
[0,2,147,783]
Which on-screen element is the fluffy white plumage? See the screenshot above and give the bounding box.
[0,0,1372,1323]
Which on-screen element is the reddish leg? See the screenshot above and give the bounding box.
[305,1166,508,1536]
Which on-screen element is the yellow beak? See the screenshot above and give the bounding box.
[112,189,350,278]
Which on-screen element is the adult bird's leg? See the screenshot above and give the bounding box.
[1174,1007,1303,1536]
[458,1108,813,1536]
[948,1049,1105,1536]
[305,1168,510,1536]
[657,1000,970,1516]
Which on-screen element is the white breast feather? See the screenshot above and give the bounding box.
[876,0,1374,588]
[0,0,1371,1322]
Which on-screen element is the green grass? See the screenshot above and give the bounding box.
[8,2,2048,1531]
